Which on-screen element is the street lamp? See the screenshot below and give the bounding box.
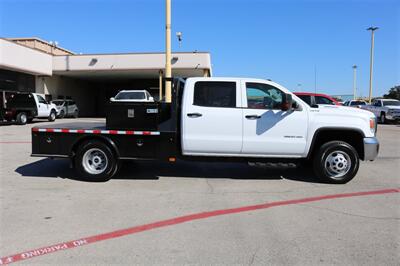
[176,32,182,48]
[367,26,378,103]
[352,65,357,100]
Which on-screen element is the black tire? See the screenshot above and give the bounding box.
[73,110,79,118]
[16,112,28,125]
[48,110,56,122]
[74,140,118,182]
[379,112,386,124]
[313,141,359,184]
[59,110,65,119]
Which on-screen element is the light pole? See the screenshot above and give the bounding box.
[165,0,172,103]
[367,26,378,103]
[352,65,357,100]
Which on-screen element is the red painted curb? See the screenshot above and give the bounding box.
[0,188,399,265]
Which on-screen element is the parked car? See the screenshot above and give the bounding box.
[3,93,57,125]
[110,90,154,102]
[32,77,378,184]
[294,92,341,106]
[343,100,367,108]
[361,98,400,123]
[52,99,79,118]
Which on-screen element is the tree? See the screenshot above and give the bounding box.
[383,85,400,100]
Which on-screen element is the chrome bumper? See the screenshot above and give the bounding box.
[363,137,379,161]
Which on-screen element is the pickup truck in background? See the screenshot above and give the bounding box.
[361,98,400,124]
[31,77,379,184]
[4,93,57,125]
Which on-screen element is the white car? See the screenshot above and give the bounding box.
[343,100,367,108]
[52,99,79,118]
[110,90,154,102]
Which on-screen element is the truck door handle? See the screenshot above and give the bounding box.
[187,113,202,118]
[245,115,261,120]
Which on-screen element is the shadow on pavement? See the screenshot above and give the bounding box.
[15,158,320,183]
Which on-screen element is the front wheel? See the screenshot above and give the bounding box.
[59,110,65,119]
[313,141,359,184]
[379,113,386,124]
[48,110,56,122]
[74,140,118,181]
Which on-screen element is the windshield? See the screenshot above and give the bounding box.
[383,100,400,106]
[52,100,64,106]
[115,91,145,100]
[351,101,366,105]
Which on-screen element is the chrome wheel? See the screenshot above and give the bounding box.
[82,148,108,175]
[20,114,27,124]
[50,112,56,121]
[324,151,351,179]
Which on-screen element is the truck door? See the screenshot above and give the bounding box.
[181,80,243,155]
[36,95,49,117]
[241,82,308,156]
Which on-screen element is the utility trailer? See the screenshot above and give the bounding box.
[32,77,379,184]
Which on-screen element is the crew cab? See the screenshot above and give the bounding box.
[361,98,400,124]
[31,77,379,184]
[4,93,57,125]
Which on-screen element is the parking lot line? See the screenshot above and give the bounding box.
[0,188,398,265]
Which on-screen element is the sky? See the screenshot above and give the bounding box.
[0,0,399,97]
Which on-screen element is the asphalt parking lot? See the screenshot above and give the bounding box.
[0,118,399,265]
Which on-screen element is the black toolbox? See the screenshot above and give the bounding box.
[106,102,160,130]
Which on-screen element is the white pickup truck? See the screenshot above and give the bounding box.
[31,77,379,184]
[4,93,57,124]
[361,98,400,123]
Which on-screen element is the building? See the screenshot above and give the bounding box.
[0,37,212,116]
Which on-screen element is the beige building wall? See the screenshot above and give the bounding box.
[36,75,96,116]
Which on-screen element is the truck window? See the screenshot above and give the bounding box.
[37,95,47,104]
[246,83,283,109]
[193,81,236,108]
[315,96,334,105]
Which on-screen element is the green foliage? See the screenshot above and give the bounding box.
[383,85,400,100]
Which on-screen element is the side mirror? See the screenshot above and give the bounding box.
[149,96,154,102]
[281,93,293,111]
[110,97,115,102]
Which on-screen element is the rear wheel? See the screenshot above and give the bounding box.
[313,141,359,184]
[16,112,27,125]
[73,110,79,118]
[74,140,118,181]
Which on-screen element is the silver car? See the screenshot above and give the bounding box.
[52,99,79,118]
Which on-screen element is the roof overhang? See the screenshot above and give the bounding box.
[0,38,52,75]
[52,52,212,80]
